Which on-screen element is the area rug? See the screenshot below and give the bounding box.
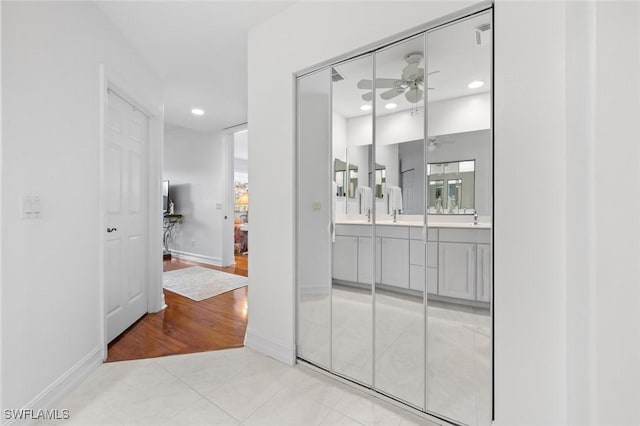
[163,266,248,301]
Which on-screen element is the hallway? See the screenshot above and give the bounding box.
[38,348,438,426]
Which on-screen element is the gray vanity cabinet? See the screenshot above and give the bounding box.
[332,235,358,282]
[476,243,492,302]
[438,242,476,300]
[436,228,491,302]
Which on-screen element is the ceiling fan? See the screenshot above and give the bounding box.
[427,136,455,151]
[357,52,438,104]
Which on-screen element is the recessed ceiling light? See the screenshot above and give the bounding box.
[191,108,205,116]
[468,80,484,89]
[385,103,398,110]
[360,104,372,111]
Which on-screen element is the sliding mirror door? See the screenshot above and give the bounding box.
[425,12,493,425]
[331,55,374,384]
[373,35,426,409]
[296,69,332,368]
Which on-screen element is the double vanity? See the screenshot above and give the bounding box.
[333,216,491,305]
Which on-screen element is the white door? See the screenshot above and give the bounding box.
[105,90,149,343]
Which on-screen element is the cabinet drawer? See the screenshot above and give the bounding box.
[410,240,424,266]
[409,241,438,268]
[427,228,438,242]
[375,225,409,239]
[427,242,438,268]
[335,224,372,237]
[409,226,425,240]
[439,228,490,244]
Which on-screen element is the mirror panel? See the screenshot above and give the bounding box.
[331,55,374,385]
[373,34,426,409]
[426,12,492,425]
[296,69,332,368]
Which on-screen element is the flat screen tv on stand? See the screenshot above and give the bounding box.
[162,180,169,214]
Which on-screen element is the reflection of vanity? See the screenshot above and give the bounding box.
[333,219,491,305]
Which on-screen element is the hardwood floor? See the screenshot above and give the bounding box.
[106,254,249,362]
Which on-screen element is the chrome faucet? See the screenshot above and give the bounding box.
[473,211,478,225]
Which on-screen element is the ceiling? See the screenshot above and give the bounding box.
[97,1,292,133]
[332,12,492,119]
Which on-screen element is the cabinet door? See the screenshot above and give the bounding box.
[427,267,438,294]
[358,237,381,283]
[332,236,358,282]
[410,265,425,291]
[380,238,409,288]
[438,242,476,300]
[476,243,491,302]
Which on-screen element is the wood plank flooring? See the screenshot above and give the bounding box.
[106,254,248,362]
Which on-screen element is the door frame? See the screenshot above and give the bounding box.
[98,64,164,359]
[221,123,248,267]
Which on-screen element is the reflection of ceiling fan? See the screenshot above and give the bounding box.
[427,136,455,151]
[357,52,438,103]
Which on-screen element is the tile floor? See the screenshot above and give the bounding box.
[298,285,491,426]
[37,347,440,426]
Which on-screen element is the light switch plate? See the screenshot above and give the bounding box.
[312,201,321,211]
[20,195,42,219]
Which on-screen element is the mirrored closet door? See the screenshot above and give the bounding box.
[331,54,374,385]
[296,7,492,426]
[373,34,426,409]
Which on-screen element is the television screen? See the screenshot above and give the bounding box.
[162,180,169,213]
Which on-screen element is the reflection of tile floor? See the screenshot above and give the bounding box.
[299,285,492,426]
[37,347,439,426]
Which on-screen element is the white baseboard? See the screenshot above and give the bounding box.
[3,346,102,426]
[169,250,222,267]
[244,328,296,366]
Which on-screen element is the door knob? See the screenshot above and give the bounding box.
[107,228,117,233]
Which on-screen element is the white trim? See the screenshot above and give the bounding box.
[2,346,102,426]
[0,0,4,416]
[169,250,223,267]
[245,328,296,366]
[221,124,248,267]
[221,132,235,267]
[99,64,165,360]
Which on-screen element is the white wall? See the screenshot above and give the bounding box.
[347,93,490,146]
[249,1,640,425]
[1,1,163,415]
[164,127,225,265]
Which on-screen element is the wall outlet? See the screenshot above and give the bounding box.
[191,240,195,247]
[311,201,321,211]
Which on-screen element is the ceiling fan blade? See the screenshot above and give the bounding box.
[361,91,373,102]
[374,78,398,88]
[357,79,373,90]
[380,88,402,100]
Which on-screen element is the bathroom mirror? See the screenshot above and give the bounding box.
[334,158,346,197]
[427,159,475,213]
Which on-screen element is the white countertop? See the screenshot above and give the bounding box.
[335,217,491,229]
